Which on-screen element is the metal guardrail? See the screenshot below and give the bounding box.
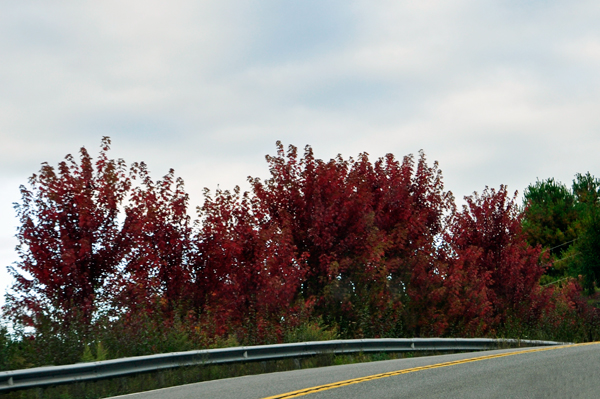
[0,338,567,392]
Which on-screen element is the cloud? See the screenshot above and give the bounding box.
[2,1,600,303]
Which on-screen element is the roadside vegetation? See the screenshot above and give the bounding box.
[2,137,600,397]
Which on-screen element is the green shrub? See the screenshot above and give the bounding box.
[284,319,338,343]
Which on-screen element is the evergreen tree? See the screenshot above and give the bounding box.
[572,173,600,293]
[522,178,578,277]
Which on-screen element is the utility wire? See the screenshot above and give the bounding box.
[539,252,581,288]
[540,252,580,270]
[540,238,578,254]
[541,276,572,287]
[552,252,580,263]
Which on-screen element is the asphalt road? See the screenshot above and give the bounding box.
[109,343,600,399]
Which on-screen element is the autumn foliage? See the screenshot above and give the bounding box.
[7,141,131,329]
[3,138,599,367]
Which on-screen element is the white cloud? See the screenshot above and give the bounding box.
[2,0,600,305]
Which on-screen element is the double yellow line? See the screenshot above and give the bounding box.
[263,342,599,399]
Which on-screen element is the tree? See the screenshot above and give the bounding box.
[192,186,305,343]
[449,186,547,329]
[110,163,194,316]
[577,207,600,294]
[377,152,455,337]
[572,172,600,293]
[572,172,600,207]
[522,178,579,261]
[250,143,454,337]
[6,137,131,334]
[250,143,380,336]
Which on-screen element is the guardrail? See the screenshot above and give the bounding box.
[0,338,567,392]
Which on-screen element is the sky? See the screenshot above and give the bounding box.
[2,1,600,307]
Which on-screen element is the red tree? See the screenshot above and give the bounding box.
[9,138,572,352]
[251,143,454,337]
[110,163,193,317]
[6,137,131,329]
[447,186,548,332]
[369,151,454,337]
[192,186,305,343]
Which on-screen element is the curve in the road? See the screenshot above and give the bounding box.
[262,342,600,399]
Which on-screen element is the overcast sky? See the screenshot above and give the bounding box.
[2,1,600,306]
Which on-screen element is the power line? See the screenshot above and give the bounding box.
[540,252,580,270]
[540,238,578,254]
[552,252,580,263]
[541,276,572,287]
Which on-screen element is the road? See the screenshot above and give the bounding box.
[109,342,600,399]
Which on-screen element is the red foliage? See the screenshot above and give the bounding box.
[251,143,454,336]
[373,152,454,336]
[6,139,196,334]
[193,186,305,342]
[111,163,193,315]
[446,186,549,333]
[8,138,593,349]
[7,137,131,327]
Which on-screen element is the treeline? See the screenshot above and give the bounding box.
[2,137,599,370]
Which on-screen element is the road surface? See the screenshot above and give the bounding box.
[109,342,600,398]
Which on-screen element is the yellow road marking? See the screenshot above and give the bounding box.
[262,342,600,399]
